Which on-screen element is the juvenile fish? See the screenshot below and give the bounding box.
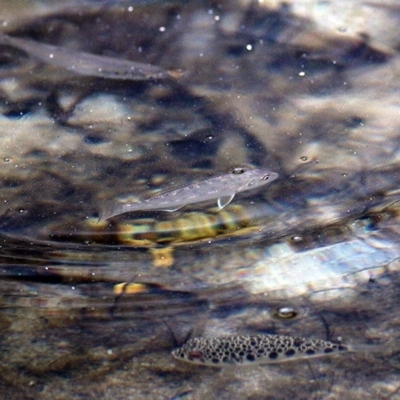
[0,32,173,80]
[172,334,349,367]
[99,167,278,221]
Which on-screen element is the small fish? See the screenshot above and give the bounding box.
[99,167,278,221]
[172,334,349,367]
[0,32,173,80]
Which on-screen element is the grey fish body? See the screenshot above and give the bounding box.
[0,32,169,80]
[172,334,349,367]
[99,167,278,221]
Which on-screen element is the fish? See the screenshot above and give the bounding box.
[116,204,256,247]
[99,167,278,221]
[0,32,174,80]
[171,334,349,367]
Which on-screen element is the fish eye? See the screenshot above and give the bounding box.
[273,306,298,320]
[231,167,246,174]
[262,175,270,180]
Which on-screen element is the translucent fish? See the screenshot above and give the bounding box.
[99,167,278,221]
[0,32,174,80]
[171,334,349,367]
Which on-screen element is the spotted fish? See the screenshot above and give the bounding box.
[172,334,349,367]
[0,32,173,80]
[99,167,278,221]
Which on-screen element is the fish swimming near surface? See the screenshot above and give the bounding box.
[98,167,278,221]
[171,334,349,367]
[0,31,175,80]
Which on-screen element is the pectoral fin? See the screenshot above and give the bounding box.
[160,205,185,212]
[217,194,235,209]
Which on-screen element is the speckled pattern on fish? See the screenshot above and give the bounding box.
[172,334,348,367]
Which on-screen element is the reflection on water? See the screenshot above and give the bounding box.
[0,0,400,398]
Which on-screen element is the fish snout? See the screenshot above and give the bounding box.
[263,171,279,182]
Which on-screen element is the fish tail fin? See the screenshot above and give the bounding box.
[98,200,118,222]
[0,31,13,46]
[347,342,386,355]
[98,201,139,221]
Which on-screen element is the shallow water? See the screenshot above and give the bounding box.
[0,0,400,399]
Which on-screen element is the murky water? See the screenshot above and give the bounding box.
[0,1,400,399]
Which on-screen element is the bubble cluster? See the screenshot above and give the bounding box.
[172,334,348,367]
